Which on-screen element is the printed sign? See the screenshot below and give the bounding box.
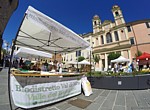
[11,75,81,109]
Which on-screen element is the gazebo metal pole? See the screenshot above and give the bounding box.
[8,14,26,110]
[76,51,79,72]
[90,49,91,74]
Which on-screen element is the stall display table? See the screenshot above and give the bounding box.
[11,70,84,109]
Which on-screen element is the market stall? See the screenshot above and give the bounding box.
[111,56,130,63]
[136,52,150,65]
[8,6,90,109]
[78,60,91,72]
[111,56,130,72]
[136,52,150,70]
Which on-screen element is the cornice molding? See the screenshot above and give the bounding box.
[93,44,131,53]
[93,31,105,37]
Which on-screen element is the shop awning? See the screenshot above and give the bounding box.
[15,6,90,54]
[136,52,150,60]
[14,47,52,58]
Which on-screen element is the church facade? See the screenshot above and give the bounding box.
[63,5,150,71]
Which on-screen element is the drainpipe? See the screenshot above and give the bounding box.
[130,24,139,57]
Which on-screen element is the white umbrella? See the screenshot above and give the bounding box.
[78,60,91,65]
[111,56,130,63]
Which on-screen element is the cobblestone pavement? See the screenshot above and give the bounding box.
[1,68,150,110]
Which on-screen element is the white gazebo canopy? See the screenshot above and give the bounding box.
[111,56,130,63]
[15,6,90,54]
[78,60,91,65]
[14,47,52,58]
[67,61,78,65]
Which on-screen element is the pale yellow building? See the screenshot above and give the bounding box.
[63,5,131,71]
[92,5,131,71]
[60,5,150,71]
[62,32,93,66]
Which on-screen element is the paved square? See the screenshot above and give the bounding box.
[1,68,150,110]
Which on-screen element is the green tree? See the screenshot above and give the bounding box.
[93,54,100,63]
[78,56,85,62]
[135,50,142,57]
[108,52,121,61]
[2,48,7,55]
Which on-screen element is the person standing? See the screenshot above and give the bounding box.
[114,63,118,73]
[19,57,23,67]
[44,60,48,71]
[147,62,149,69]
[59,62,63,73]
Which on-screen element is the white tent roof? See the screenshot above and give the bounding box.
[15,6,90,54]
[78,60,91,65]
[15,47,52,58]
[111,56,130,63]
[67,61,78,65]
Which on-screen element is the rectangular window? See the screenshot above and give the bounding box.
[64,57,65,61]
[127,26,131,32]
[76,50,81,57]
[145,22,150,28]
[114,31,119,41]
[101,36,104,44]
[70,55,72,61]
[130,37,135,45]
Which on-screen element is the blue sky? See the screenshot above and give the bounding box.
[3,0,150,46]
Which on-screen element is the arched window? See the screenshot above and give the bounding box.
[114,31,119,41]
[106,33,112,43]
[64,57,65,61]
[115,11,119,16]
[94,21,97,25]
[101,35,104,44]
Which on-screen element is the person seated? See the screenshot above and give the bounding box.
[51,66,56,72]
[147,62,149,69]
[30,61,41,71]
[21,63,30,70]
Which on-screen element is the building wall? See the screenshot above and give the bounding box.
[127,21,150,59]
[0,0,18,34]
[62,33,93,65]
[91,5,150,71]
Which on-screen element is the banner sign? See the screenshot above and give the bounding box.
[11,75,81,109]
